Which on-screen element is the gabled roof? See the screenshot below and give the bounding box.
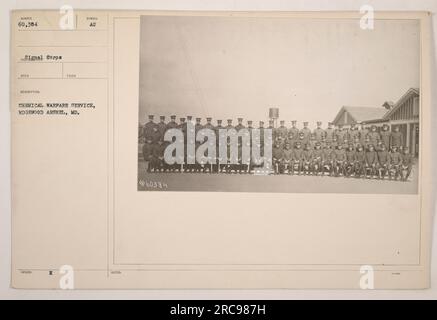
[332,106,388,124]
[383,88,420,120]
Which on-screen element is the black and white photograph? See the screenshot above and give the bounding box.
[137,15,420,193]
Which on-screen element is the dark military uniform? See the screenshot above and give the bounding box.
[325,123,335,142]
[313,122,325,142]
[368,126,380,147]
[379,125,391,148]
[300,122,311,146]
[157,116,167,139]
[143,115,157,142]
[391,130,403,148]
[288,121,299,144]
[276,121,288,140]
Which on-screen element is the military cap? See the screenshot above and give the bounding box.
[148,115,154,119]
[160,115,165,120]
[217,119,223,123]
[170,115,176,119]
[247,120,253,124]
[206,117,212,121]
[291,120,297,124]
[227,119,232,123]
[187,115,193,120]
[237,117,243,122]
[196,117,201,122]
[179,117,186,122]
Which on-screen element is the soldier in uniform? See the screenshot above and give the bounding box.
[376,143,390,179]
[215,119,224,173]
[400,147,413,181]
[282,142,294,174]
[178,117,187,171]
[368,125,380,147]
[276,120,288,140]
[333,143,346,177]
[312,142,324,175]
[322,144,335,176]
[358,123,369,145]
[335,125,346,145]
[354,144,366,178]
[379,124,391,149]
[344,144,356,177]
[302,144,313,175]
[390,126,403,148]
[235,117,245,131]
[152,139,167,172]
[157,116,167,139]
[203,117,214,130]
[349,124,360,142]
[325,122,335,143]
[292,141,304,175]
[288,120,299,144]
[364,144,378,178]
[313,121,325,142]
[308,133,318,150]
[300,121,311,147]
[272,140,284,174]
[388,146,402,180]
[167,115,178,129]
[143,115,157,142]
[142,137,154,172]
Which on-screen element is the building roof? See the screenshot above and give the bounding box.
[332,106,388,124]
[383,88,420,120]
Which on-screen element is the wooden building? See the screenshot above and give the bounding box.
[332,106,388,128]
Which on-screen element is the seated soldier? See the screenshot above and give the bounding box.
[312,142,324,176]
[282,142,294,174]
[142,137,154,173]
[292,142,304,175]
[152,139,166,173]
[322,144,335,176]
[345,144,356,177]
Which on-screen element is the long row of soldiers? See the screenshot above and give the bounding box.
[139,115,414,180]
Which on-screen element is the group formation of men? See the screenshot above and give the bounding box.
[139,115,414,181]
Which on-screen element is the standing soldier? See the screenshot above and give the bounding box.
[235,117,245,131]
[308,133,317,150]
[364,144,378,178]
[178,117,187,171]
[354,145,366,178]
[388,146,402,180]
[276,120,288,140]
[390,126,403,149]
[157,115,167,139]
[204,117,214,130]
[143,115,157,142]
[313,121,325,142]
[272,140,284,174]
[166,115,178,131]
[325,122,335,143]
[377,144,390,179]
[368,125,380,147]
[288,120,299,144]
[225,119,234,131]
[312,142,324,175]
[302,144,313,175]
[358,123,369,145]
[152,139,166,172]
[322,144,335,176]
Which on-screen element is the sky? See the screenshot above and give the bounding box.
[138,16,419,127]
